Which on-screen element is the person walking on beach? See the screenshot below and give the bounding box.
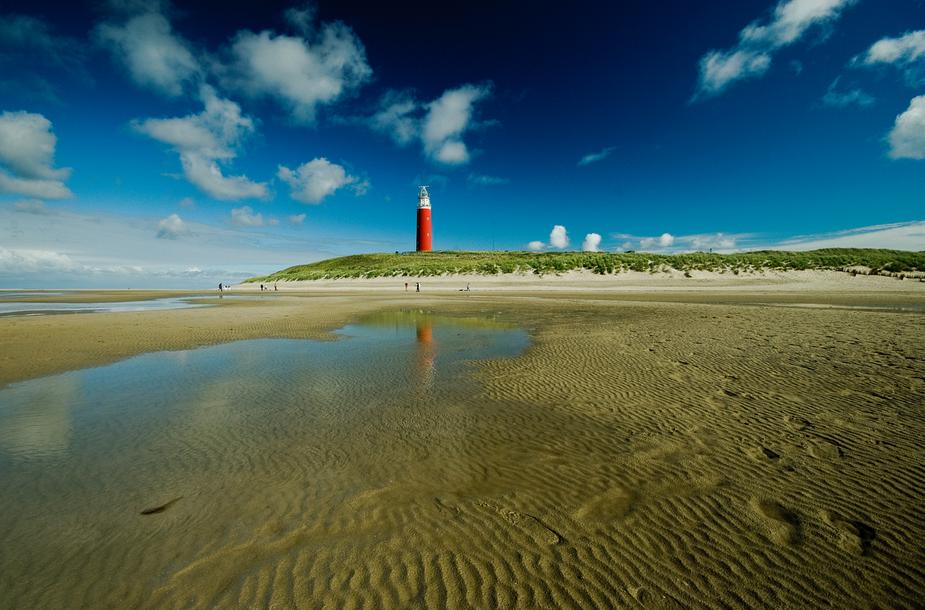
[218,282,223,294]
[405,282,408,291]
[274,283,278,291]
[416,282,420,293]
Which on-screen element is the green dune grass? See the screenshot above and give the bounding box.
[247,249,925,282]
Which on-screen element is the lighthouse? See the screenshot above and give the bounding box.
[416,185,433,252]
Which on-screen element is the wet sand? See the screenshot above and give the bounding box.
[1,282,924,608]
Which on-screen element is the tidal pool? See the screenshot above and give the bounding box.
[0,311,529,608]
[0,296,209,316]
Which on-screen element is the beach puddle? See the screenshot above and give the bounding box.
[0,296,208,316]
[0,311,529,606]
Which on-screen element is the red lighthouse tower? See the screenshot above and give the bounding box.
[416,185,433,252]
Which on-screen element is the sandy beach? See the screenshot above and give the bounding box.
[1,274,923,608]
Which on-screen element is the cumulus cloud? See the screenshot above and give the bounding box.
[527,240,545,252]
[370,84,492,165]
[582,233,602,252]
[694,0,857,99]
[821,77,874,108]
[230,206,263,227]
[423,85,490,164]
[156,213,186,239]
[220,12,371,123]
[549,225,569,249]
[640,232,675,250]
[96,8,199,97]
[578,146,614,166]
[468,173,509,186]
[133,85,267,200]
[689,233,737,251]
[277,157,365,204]
[0,111,72,199]
[888,95,925,160]
[288,213,306,225]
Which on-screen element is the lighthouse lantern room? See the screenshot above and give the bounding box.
[416,186,433,252]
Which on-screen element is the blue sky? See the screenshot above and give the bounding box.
[1,0,924,287]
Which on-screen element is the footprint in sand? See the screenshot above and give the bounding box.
[573,486,637,524]
[751,498,800,545]
[820,510,876,556]
[805,438,844,460]
[783,415,811,431]
[476,500,562,545]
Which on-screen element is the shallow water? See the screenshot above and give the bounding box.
[0,311,528,607]
[0,296,206,316]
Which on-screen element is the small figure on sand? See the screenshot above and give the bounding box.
[416,282,420,292]
[260,283,265,291]
[274,283,278,291]
[218,282,223,294]
[405,282,409,292]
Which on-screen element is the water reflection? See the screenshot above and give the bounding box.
[416,318,437,391]
[0,376,80,459]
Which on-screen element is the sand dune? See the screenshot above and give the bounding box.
[0,288,923,608]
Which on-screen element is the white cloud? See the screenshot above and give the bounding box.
[96,9,199,97]
[221,15,371,123]
[578,146,615,166]
[582,233,602,252]
[423,84,489,165]
[13,199,50,214]
[370,84,491,165]
[0,247,78,274]
[821,77,874,108]
[777,221,925,250]
[230,205,263,227]
[468,173,509,186]
[639,232,676,250]
[859,30,925,67]
[277,157,364,204]
[527,240,545,252]
[888,95,925,160]
[549,225,569,249]
[690,233,737,251]
[156,213,187,239]
[0,204,407,288]
[370,90,418,145]
[697,50,771,98]
[695,0,857,99]
[288,213,306,225]
[133,85,268,200]
[0,111,72,199]
[179,196,195,208]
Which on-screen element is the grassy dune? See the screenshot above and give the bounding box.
[248,249,925,282]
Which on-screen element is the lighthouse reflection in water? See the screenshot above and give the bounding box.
[341,310,529,399]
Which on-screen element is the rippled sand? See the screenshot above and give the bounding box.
[1,289,924,608]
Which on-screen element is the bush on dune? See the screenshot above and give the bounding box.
[246,249,925,283]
